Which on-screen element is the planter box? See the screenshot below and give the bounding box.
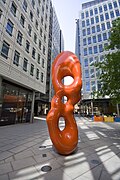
[94,116,104,122]
[104,116,114,122]
[114,117,120,122]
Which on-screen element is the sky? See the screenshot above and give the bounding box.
[52,0,91,52]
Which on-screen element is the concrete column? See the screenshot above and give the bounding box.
[30,90,35,123]
[91,100,93,115]
[0,76,3,103]
[116,103,120,117]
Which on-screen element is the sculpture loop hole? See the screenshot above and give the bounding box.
[59,117,65,131]
[61,96,67,104]
[62,76,74,85]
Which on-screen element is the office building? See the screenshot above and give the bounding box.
[0,0,53,125]
[75,0,120,115]
[34,6,64,115]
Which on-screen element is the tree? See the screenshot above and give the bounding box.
[95,18,120,115]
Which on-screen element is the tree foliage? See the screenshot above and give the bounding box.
[95,17,120,104]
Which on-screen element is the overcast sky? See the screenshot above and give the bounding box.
[52,0,92,52]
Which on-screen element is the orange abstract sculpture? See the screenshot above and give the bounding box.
[46,51,82,155]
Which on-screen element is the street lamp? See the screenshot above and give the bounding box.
[91,92,94,116]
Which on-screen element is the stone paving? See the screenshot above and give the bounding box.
[0,116,120,180]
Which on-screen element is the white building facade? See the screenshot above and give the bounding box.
[76,0,120,115]
[0,0,52,125]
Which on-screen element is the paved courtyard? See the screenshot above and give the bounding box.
[0,116,120,180]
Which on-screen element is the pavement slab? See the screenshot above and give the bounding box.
[0,116,120,180]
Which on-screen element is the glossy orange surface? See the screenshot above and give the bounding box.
[46,51,82,155]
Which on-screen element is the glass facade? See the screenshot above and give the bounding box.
[77,0,120,100]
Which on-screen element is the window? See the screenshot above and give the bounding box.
[36,69,39,79]
[89,47,92,54]
[42,5,44,15]
[37,8,40,17]
[91,18,94,24]
[20,14,25,27]
[100,14,104,21]
[107,22,111,29]
[93,36,96,43]
[6,19,14,35]
[104,4,107,11]
[108,3,112,9]
[44,34,46,43]
[83,29,86,36]
[90,68,95,78]
[30,64,34,76]
[105,13,109,20]
[97,81,101,91]
[97,25,100,32]
[23,58,28,72]
[36,20,38,30]
[115,9,120,16]
[83,38,86,46]
[32,48,36,59]
[113,1,118,8]
[0,9,3,20]
[34,33,37,44]
[41,72,44,83]
[45,14,48,21]
[32,0,35,8]
[87,28,90,35]
[17,31,23,45]
[81,13,84,19]
[13,50,20,66]
[82,21,85,27]
[25,40,30,53]
[38,0,41,6]
[40,28,43,37]
[99,6,102,13]
[43,46,45,55]
[84,58,88,67]
[99,44,103,52]
[91,81,96,91]
[100,55,104,61]
[88,37,91,44]
[98,34,102,42]
[95,16,99,23]
[2,0,6,3]
[30,11,33,21]
[94,8,98,14]
[101,23,105,31]
[86,19,90,26]
[94,46,98,54]
[92,26,95,33]
[42,58,45,68]
[85,70,89,78]
[110,11,114,18]
[45,24,47,31]
[86,11,89,18]
[23,0,27,12]
[41,16,43,25]
[103,33,107,40]
[108,31,111,38]
[1,40,10,58]
[28,24,32,36]
[86,82,90,91]
[38,53,40,64]
[84,48,87,56]
[11,2,17,16]
[90,9,93,16]
[39,40,41,50]
[89,57,93,65]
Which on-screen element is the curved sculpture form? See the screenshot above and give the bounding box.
[46,51,82,155]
